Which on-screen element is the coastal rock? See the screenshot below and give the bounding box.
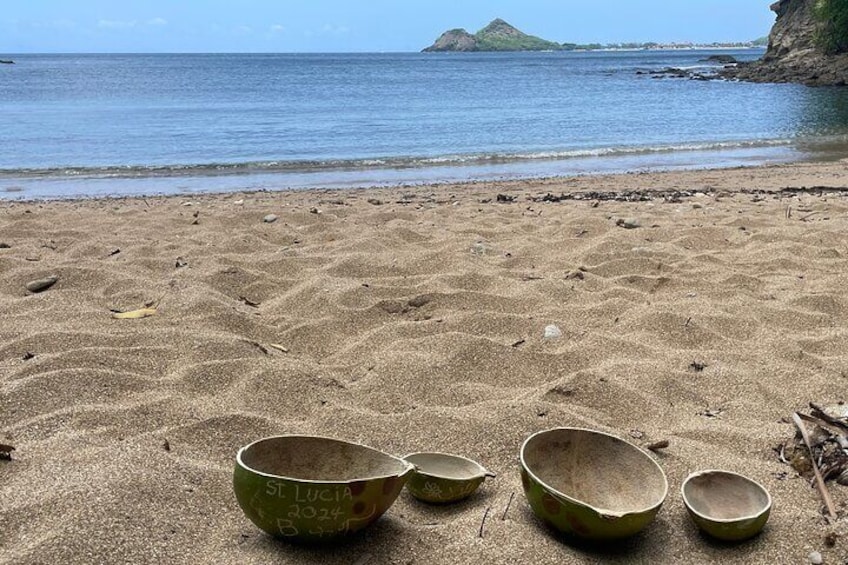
[646,67,722,81]
[650,67,690,79]
[423,19,564,52]
[0,60,14,65]
[723,0,848,86]
[702,55,738,64]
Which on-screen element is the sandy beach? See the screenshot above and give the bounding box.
[3,160,848,564]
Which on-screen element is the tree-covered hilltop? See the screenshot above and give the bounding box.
[423,19,565,52]
[473,19,564,51]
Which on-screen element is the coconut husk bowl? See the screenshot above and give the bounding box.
[682,470,772,541]
[233,435,414,543]
[403,452,495,504]
[520,428,668,541]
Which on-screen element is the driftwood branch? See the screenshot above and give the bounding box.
[809,403,848,433]
[478,507,491,539]
[501,492,515,521]
[793,413,838,521]
[796,412,848,440]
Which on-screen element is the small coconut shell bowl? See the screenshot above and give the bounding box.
[233,435,414,543]
[403,452,496,504]
[681,470,772,542]
[520,428,669,541]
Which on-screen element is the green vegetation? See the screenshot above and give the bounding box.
[474,34,562,51]
[752,36,770,47]
[815,0,848,54]
[472,19,564,51]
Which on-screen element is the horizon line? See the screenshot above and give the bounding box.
[0,45,768,56]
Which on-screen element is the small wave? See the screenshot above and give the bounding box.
[0,139,800,181]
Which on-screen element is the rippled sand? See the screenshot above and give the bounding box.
[2,161,848,563]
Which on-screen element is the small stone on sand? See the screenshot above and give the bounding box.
[617,218,641,229]
[26,276,59,293]
[808,551,822,565]
[263,214,278,223]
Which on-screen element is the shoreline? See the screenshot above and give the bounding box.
[0,143,834,203]
[2,159,848,563]
[4,159,848,206]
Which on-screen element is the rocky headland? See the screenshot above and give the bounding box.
[723,0,848,86]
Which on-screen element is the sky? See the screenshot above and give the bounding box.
[0,1,778,53]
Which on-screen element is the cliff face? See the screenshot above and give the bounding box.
[764,0,819,62]
[423,19,564,52]
[725,0,848,86]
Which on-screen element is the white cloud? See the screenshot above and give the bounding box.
[320,24,349,35]
[97,19,138,29]
[234,25,253,35]
[96,18,167,30]
[270,24,285,33]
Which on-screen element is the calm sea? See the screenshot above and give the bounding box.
[2,50,848,199]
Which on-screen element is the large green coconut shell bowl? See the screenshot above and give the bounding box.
[682,470,772,542]
[233,435,414,543]
[520,428,669,541]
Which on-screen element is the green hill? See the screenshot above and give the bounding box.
[423,19,565,52]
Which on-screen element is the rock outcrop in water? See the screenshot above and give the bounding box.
[723,0,848,86]
[423,19,565,52]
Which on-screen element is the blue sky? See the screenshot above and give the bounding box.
[1,1,777,53]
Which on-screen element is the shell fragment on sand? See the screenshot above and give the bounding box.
[112,308,157,320]
[543,325,562,339]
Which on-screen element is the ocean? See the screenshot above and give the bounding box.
[2,50,848,199]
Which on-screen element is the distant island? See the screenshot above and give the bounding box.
[423,19,767,53]
[423,19,564,52]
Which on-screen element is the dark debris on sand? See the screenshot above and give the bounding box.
[777,403,848,489]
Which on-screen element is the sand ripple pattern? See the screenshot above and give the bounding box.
[2,166,848,563]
